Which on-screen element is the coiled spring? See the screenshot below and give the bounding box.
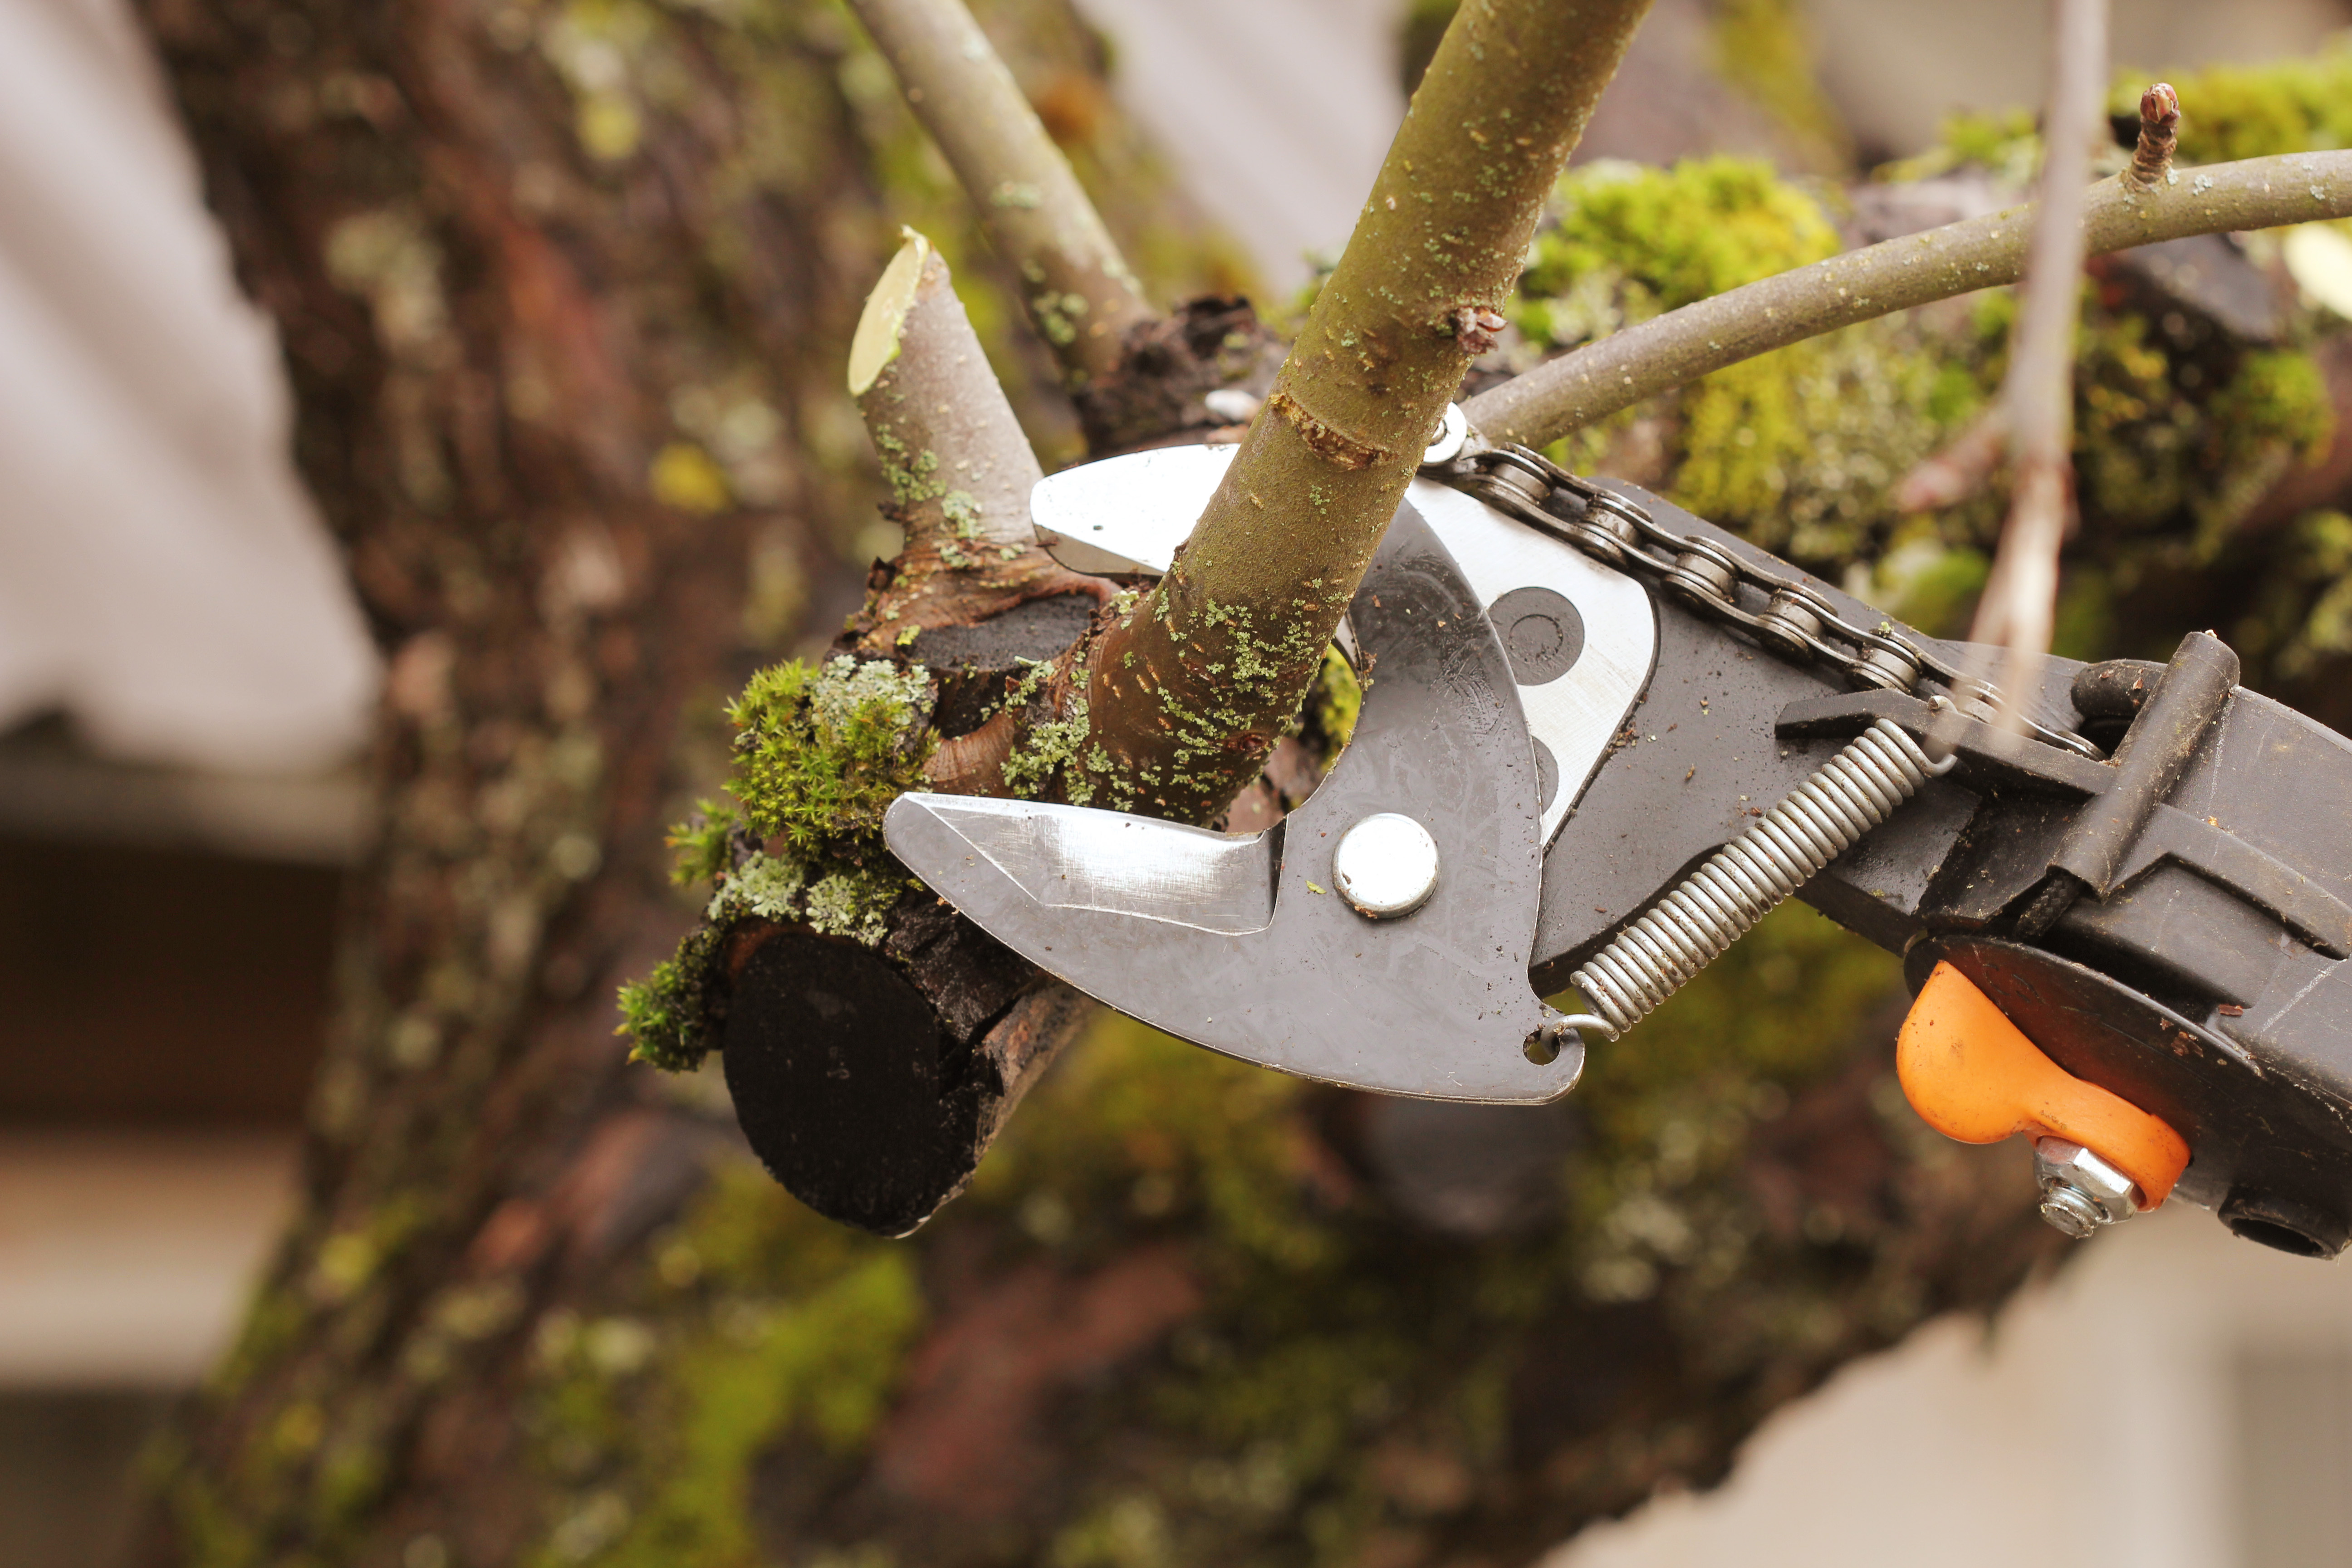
[1562,720,1954,1040]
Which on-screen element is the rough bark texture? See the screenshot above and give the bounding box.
[117,0,1195,1557]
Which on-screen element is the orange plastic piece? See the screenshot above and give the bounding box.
[1897,961,2191,1207]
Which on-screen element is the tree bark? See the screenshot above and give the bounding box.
[119,0,1180,1557]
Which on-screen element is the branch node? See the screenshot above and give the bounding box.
[2127,82,2181,192]
[1267,387,1390,471]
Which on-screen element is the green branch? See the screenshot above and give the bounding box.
[1036,0,1658,822]
[845,0,1154,386]
[1464,147,2352,446]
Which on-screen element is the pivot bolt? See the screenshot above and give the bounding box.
[2033,1136,2142,1239]
[1332,813,1440,919]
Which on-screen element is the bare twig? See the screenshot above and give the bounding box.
[1967,0,2109,709]
[2126,81,2180,191]
[1463,146,2352,447]
[845,0,1154,387]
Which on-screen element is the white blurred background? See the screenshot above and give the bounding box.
[7,0,2352,1562]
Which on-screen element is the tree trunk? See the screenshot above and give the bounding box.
[130,2,2092,1563]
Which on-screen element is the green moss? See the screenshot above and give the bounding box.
[525,1164,924,1568]
[618,656,934,1066]
[618,926,725,1073]
[1509,145,2339,580]
[1518,157,1838,331]
[1306,645,1360,753]
[725,655,933,852]
[664,800,739,888]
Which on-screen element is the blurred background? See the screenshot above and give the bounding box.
[9,0,2352,1562]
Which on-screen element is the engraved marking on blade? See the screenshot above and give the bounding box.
[1408,479,1654,846]
[901,794,1274,934]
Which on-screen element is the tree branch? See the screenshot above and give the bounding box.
[721,233,1112,1235]
[845,0,1154,388]
[950,0,1657,822]
[1967,0,2108,700]
[1464,146,2352,446]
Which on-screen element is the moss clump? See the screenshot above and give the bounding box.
[725,655,934,852]
[617,926,724,1073]
[617,656,932,1070]
[1506,144,2339,579]
[1516,157,1839,336]
[1306,645,1361,754]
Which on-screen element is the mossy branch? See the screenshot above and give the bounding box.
[845,0,1154,387]
[638,232,1119,1230]
[949,0,1656,823]
[1464,146,2352,446]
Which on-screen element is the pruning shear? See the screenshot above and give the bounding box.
[883,412,2352,1257]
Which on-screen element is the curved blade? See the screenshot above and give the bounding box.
[888,502,1582,1103]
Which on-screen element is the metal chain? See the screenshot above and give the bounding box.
[1431,442,2104,760]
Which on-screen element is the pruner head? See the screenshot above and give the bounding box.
[886,500,1582,1104]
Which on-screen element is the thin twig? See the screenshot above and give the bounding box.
[1968,0,2109,712]
[1462,145,2352,447]
[845,0,1154,387]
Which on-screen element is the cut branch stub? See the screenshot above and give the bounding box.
[708,232,1117,1234]
[845,0,1153,388]
[846,228,1109,648]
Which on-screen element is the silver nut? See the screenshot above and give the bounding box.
[1421,402,1470,466]
[2032,1136,2141,1238]
[1332,813,1441,919]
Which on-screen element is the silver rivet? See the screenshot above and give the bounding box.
[1332,813,1440,919]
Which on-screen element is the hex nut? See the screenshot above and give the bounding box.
[2032,1137,2141,1236]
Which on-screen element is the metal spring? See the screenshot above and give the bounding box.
[1562,720,1954,1040]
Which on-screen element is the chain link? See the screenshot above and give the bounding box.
[1431,442,2105,761]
